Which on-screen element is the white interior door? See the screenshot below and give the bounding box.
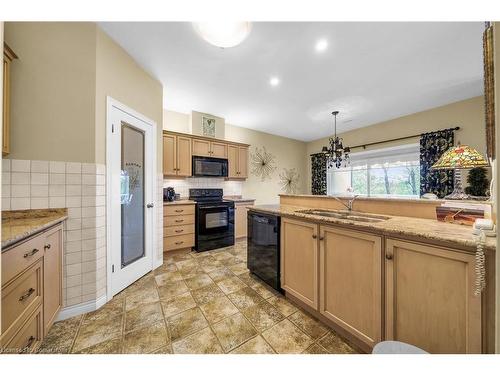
[108,99,155,296]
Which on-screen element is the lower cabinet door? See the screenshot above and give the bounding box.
[385,239,481,353]
[280,218,319,309]
[2,305,43,353]
[319,225,382,348]
[43,225,63,335]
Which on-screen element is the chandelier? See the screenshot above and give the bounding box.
[322,111,351,168]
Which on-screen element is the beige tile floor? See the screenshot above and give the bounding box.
[38,241,360,354]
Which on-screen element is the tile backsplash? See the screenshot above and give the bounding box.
[163,177,243,198]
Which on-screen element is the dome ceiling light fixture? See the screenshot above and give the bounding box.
[192,22,252,48]
[322,111,351,169]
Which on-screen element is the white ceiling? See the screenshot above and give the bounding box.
[99,22,484,142]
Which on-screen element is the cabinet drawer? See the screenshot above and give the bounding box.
[2,234,45,285]
[164,234,195,251]
[164,205,195,216]
[164,224,195,237]
[1,305,43,354]
[2,259,43,339]
[164,214,195,227]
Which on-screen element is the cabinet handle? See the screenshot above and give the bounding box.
[174,229,184,233]
[44,244,51,250]
[23,249,39,258]
[19,288,35,302]
[175,209,184,213]
[22,336,36,352]
[319,236,324,241]
[175,241,184,245]
[386,253,393,260]
[175,219,184,223]
[312,234,317,239]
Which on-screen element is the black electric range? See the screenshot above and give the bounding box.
[189,189,235,252]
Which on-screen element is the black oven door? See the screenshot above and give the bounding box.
[196,204,234,251]
[192,156,228,177]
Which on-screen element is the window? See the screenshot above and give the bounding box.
[327,144,420,198]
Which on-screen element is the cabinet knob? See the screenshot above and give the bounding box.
[319,236,324,241]
[44,244,51,250]
[312,234,317,239]
[386,253,393,260]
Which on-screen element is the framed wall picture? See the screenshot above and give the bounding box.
[202,116,216,138]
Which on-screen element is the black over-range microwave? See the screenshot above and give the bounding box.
[192,156,228,177]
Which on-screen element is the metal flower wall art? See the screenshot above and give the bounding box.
[279,168,300,194]
[250,146,277,181]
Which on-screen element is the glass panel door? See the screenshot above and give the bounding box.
[121,123,145,267]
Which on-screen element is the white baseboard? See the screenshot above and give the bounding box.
[55,294,107,322]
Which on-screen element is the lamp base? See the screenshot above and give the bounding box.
[444,169,470,200]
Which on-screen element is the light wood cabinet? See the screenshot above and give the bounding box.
[280,218,319,309]
[43,225,63,335]
[235,201,254,239]
[319,226,382,348]
[163,203,195,252]
[385,239,481,353]
[192,138,227,158]
[163,134,192,177]
[228,145,248,179]
[3,43,17,157]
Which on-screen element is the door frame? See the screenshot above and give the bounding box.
[105,96,159,301]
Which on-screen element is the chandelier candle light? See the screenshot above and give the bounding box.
[322,111,351,168]
[431,144,489,200]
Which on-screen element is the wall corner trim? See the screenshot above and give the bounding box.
[55,294,107,322]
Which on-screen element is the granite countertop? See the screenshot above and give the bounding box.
[163,200,196,205]
[2,209,68,250]
[248,204,496,252]
[223,195,256,203]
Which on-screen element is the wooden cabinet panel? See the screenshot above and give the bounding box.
[280,218,319,309]
[235,202,253,239]
[1,260,43,340]
[164,204,195,216]
[227,145,239,178]
[3,44,17,157]
[163,134,176,176]
[210,141,227,158]
[2,305,43,353]
[43,225,62,335]
[164,224,195,237]
[238,147,248,178]
[176,136,192,176]
[319,226,382,348]
[385,239,481,353]
[164,233,195,251]
[2,234,45,285]
[164,214,195,227]
[192,139,211,157]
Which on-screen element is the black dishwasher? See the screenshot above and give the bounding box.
[247,211,282,292]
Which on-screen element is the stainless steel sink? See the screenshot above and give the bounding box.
[297,209,390,223]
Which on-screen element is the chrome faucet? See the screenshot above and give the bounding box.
[333,195,359,212]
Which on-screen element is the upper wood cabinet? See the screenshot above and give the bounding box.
[3,43,17,157]
[192,138,227,158]
[163,134,192,177]
[319,226,382,348]
[280,217,319,309]
[385,239,481,353]
[163,131,249,179]
[228,145,249,179]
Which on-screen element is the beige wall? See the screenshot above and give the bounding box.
[4,22,97,163]
[95,28,163,168]
[163,110,308,204]
[306,96,487,193]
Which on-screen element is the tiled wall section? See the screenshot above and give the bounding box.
[2,159,106,307]
[163,177,243,198]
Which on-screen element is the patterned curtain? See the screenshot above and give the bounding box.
[419,129,455,198]
[311,153,327,195]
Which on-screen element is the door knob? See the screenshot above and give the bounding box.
[146,203,154,208]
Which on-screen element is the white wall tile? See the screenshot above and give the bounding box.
[66,285,82,299]
[67,207,82,219]
[96,164,106,175]
[49,185,65,197]
[31,160,49,173]
[66,229,82,242]
[82,163,97,174]
[11,185,30,197]
[82,239,97,251]
[11,172,30,185]
[31,173,49,185]
[31,185,49,197]
[96,175,105,186]
[31,197,49,209]
[2,197,11,210]
[49,196,66,208]
[66,162,82,174]
[66,275,82,288]
[82,174,96,185]
[66,185,81,196]
[66,196,82,208]
[2,171,11,185]
[66,218,82,230]
[11,197,30,210]
[49,173,65,185]
[66,174,82,185]
[82,271,96,284]
[11,160,31,172]
[49,161,66,173]
[2,159,11,172]
[3,185,11,198]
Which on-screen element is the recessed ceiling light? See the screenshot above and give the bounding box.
[315,39,328,52]
[192,22,252,48]
[269,77,280,87]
